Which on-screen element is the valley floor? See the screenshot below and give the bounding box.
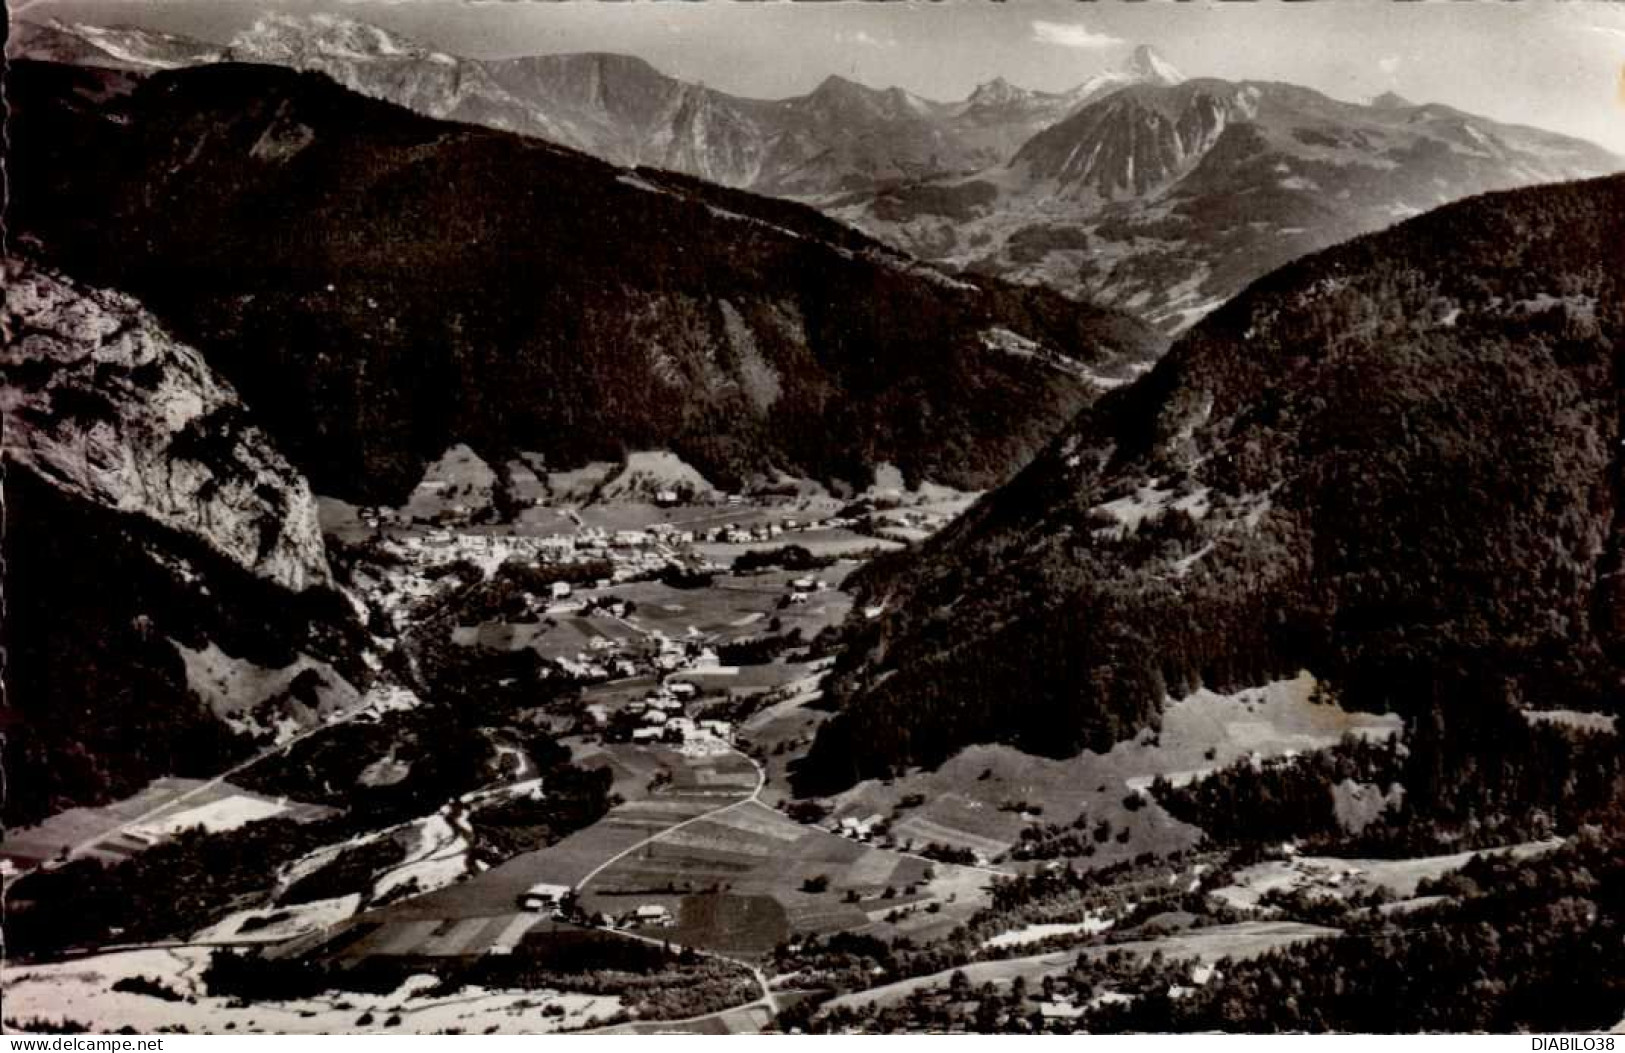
[4,477,1619,1035]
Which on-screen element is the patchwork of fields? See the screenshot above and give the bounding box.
[0,778,333,869]
[579,801,993,954]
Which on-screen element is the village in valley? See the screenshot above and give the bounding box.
[3,444,1614,1035]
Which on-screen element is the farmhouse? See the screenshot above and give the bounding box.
[666,682,699,701]
[518,882,573,913]
[839,814,886,840]
[550,581,572,600]
[628,905,673,927]
[631,727,664,743]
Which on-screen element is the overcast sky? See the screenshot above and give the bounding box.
[18,0,1625,154]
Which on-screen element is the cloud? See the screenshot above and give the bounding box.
[1030,19,1123,51]
[1378,55,1401,75]
[1589,24,1625,42]
[835,28,896,49]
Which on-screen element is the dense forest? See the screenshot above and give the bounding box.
[8,59,1160,503]
[796,174,1625,792]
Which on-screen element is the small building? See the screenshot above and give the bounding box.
[790,577,816,594]
[632,727,664,743]
[666,681,699,701]
[630,904,673,926]
[699,720,733,740]
[518,882,573,913]
[551,581,573,600]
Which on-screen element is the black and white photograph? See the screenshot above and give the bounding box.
[2,0,1623,1037]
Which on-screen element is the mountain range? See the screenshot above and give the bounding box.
[6,57,1159,505]
[797,173,1625,791]
[12,14,1617,336]
[829,79,1621,328]
[8,15,1182,197]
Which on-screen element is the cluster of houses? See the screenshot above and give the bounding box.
[383,520,712,586]
[558,626,718,684]
[588,678,734,748]
[698,514,860,546]
[514,883,674,930]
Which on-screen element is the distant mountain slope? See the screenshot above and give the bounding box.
[828,79,1620,330]
[796,175,1625,792]
[6,17,222,70]
[2,260,367,827]
[7,60,1160,504]
[9,15,1179,197]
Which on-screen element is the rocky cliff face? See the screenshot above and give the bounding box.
[3,261,331,592]
[2,259,365,827]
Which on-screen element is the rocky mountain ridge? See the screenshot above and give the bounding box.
[9,15,1182,197]
[829,78,1620,329]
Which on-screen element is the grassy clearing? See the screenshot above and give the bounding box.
[1210,839,1563,910]
[820,673,1399,867]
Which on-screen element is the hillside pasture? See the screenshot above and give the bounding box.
[820,673,1400,867]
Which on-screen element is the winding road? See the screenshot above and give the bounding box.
[569,744,779,1020]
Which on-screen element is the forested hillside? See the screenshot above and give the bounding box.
[7,60,1159,504]
[797,174,1625,792]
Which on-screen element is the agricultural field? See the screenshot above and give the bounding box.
[577,801,996,956]
[0,778,333,869]
[693,528,901,565]
[454,566,854,669]
[738,663,839,805]
[818,673,1401,867]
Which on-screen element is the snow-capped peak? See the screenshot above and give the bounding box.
[1122,44,1184,86]
[229,12,430,64]
[966,76,1030,107]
